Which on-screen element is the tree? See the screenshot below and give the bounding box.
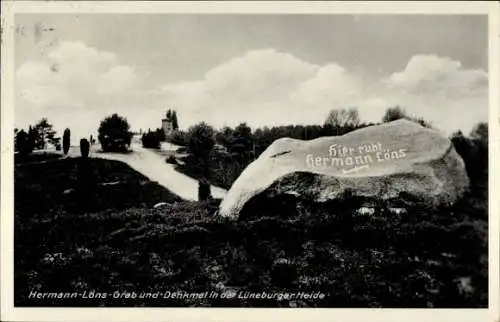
[63,128,71,155]
[216,126,234,146]
[155,128,166,142]
[80,138,90,158]
[53,137,61,151]
[166,109,172,121]
[451,125,488,188]
[414,116,433,129]
[382,106,407,123]
[142,130,161,149]
[451,130,471,166]
[470,122,488,146]
[98,113,132,152]
[15,129,33,156]
[166,130,188,146]
[469,122,488,185]
[228,123,254,161]
[172,110,179,130]
[32,118,57,149]
[187,122,216,158]
[28,126,37,150]
[324,107,360,128]
[186,122,216,182]
[198,179,211,201]
[382,106,433,128]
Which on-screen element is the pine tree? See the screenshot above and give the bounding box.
[32,118,57,149]
[172,110,179,130]
[28,126,36,150]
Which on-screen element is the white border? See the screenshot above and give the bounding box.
[1,1,499,322]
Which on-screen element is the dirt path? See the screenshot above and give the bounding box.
[68,141,227,201]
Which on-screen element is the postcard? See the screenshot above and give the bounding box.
[1,1,499,321]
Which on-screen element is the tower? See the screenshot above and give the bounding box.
[161,111,173,136]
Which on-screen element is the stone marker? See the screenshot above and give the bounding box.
[218,119,469,218]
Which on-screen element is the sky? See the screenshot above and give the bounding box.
[14,14,489,140]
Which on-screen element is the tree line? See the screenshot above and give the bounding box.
[15,106,488,195]
[15,118,60,156]
[169,106,487,191]
[15,113,134,158]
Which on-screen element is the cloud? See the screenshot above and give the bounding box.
[17,41,137,103]
[15,45,488,141]
[16,41,139,139]
[159,50,488,134]
[293,63,363,108]
[370,55,489,133]
[386,55,488,96]
[203,49,318,101]
[160,49,366,128]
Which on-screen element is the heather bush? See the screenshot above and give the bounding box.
[15,129,33,157]
[80,138,90,158]
[166,130,188,146]
[63,128,70,155]
[141,131,161,149]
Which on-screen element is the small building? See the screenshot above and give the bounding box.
[161,112,174,137]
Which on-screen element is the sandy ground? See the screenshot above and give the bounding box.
[67,138,227,201]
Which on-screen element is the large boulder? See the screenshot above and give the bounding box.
[218,119,469,218]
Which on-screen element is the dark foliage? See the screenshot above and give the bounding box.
[14,117,488,308]
[451,123,488,191]
[156,128,167,142]
[31,118,58,150]
[15,129,34,157]
[324,108,360,128]
[166,130,188,146]
[187,122,216,159]
[15,152,62,165]
[172,111,179,131]
[382,106,433,128]
[98,114,132,152]
[80,139,90,158]
[141,131,161,149]
[177,121,375,189]
[16,119,60,155]
[14,157,487,307]
[63,128,71,155]
[198,180,211,201]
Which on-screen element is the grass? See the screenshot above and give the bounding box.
[14,157,488,307]
[15,151,63,165]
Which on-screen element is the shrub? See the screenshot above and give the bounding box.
[63,128,70,155]
[166,130,188,146]
[15,129,33,157]
[166,155,178,165]
[141,131,161,149]
[198,180,211,201]
[98,114,132,152]
[80,139,90,158]
[187,122,215,158]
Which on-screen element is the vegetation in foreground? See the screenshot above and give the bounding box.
[15,156,487,307]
